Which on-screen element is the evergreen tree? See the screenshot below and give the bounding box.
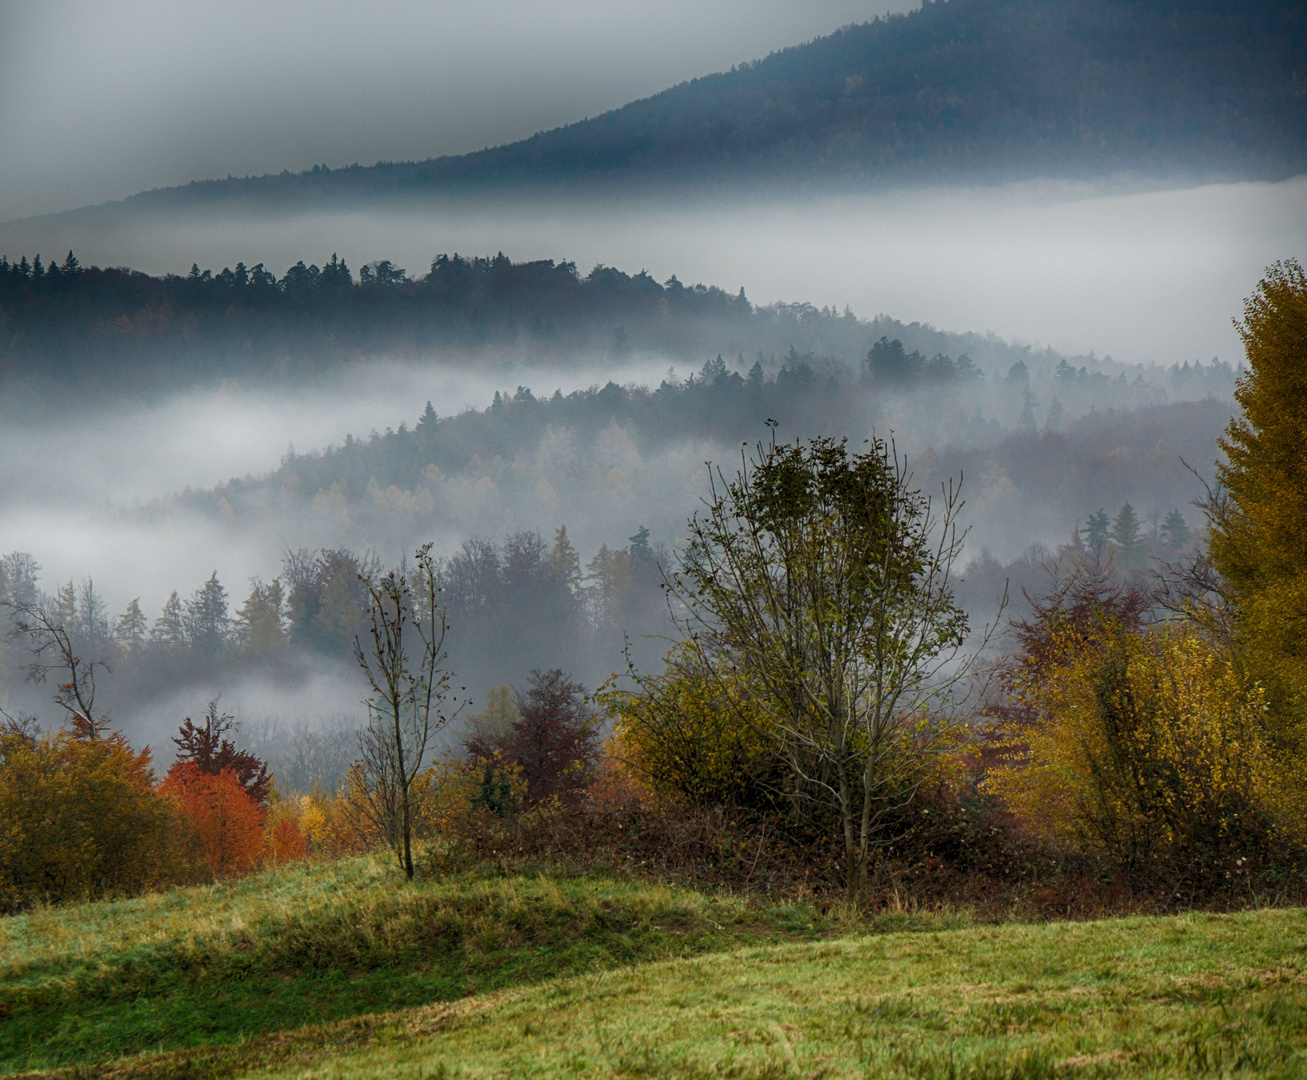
[1045,395,1065,432]
[415,401,439,437]
[1083,509,1111,552]
[151,591,186,649]
[1210,260,1307,720]
[1111,502,1143,564]
[1160,509,1192,550]
[115,599,147,650]
[185,572,231,655]
[1017,389,1039,435]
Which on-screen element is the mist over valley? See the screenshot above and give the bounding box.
[0,0,1301,914]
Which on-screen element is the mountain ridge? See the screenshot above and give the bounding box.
[12,0,1307,222]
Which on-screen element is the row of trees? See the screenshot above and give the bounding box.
[0,524,668,711]
[0,244,1147,398]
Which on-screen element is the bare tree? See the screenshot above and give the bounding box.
[353,543,461,879]
[2,594,112,739]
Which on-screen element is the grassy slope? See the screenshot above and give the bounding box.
[0,857,959,1074]
[29,907,1307,1080]
[5,860,1307,1078]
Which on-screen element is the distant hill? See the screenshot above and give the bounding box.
[120,0,1305,211]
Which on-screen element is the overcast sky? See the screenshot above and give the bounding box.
[0,0,918,222]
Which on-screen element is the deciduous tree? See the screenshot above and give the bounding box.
[664,431,985,902]
[353,543,460,879]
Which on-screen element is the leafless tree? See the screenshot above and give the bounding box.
[353,543,461,879]
[2,594,112,739]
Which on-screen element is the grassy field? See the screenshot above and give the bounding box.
[4,860,1306,1078]
[0,857,959,1074]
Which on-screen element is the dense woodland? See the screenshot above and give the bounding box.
[0,247,1174,385]
[106,0,1307,211]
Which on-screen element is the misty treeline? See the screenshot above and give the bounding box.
[0,520,668,740]
[125,0,1305,206]
[178,348,1227,576]
[0,248,1237,394]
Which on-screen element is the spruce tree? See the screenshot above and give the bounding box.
[1111,502,1143,565]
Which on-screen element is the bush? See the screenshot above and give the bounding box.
[0,728,178,911]
[601,641,791,821]
[986,605,1295,893]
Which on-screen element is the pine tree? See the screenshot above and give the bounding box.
[1017,389,1039,435]
[1083,509,1111,552]
[415,401,439,438]
[1210,260,1307,718]
[185,572,231,655]
[1111,502,1143,565]
[151,591,186,649]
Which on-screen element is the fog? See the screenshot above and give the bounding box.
[1,352,1234,615]
[4,179,1302,366]
[0,355,679,611]
[0,0,919,222]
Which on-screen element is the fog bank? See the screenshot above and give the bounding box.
[5,179,1301,366]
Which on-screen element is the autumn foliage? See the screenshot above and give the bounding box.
[162,762,267,876]
[0,726,176,911]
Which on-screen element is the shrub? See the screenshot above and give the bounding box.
[601,641,790,820]
[0,728,177,910]
[986,615,1290,891]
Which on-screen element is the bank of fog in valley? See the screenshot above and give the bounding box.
[0,322,1234,785]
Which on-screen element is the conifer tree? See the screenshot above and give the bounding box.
[1112,502,1143,565]
[1083,509,1111,552]
[115,598,148,650]
[1210,260,1307,720]
[151,591,186,650]
[1160,509,1192,550]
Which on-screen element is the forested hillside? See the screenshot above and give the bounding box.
[0,248,1241,386]
[101,0,1307,212]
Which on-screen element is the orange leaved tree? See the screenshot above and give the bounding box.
[164,761,267,877]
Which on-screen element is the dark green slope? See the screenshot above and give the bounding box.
[133,0,1306,208]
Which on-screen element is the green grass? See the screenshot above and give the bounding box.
[25,906,1307,1080]
[0,857,959,1074]
[6,861,1307,1079]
